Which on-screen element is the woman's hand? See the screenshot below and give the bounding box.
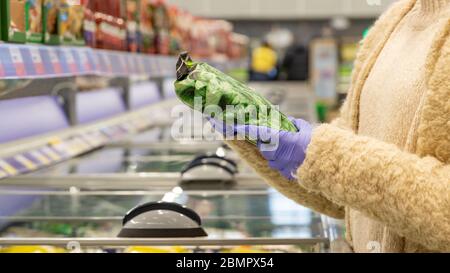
[209,117,313,181]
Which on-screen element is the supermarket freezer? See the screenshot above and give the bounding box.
[0,125,334,252]
[0,185,327,253]
[2,125,261,190]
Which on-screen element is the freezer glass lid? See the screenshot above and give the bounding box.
[0,188,323,239]
[28,146,253,176]
[113,126,222,146]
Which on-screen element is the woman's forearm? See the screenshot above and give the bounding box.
[298,124,450,251]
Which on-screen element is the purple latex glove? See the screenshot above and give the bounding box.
[209,117,313,181]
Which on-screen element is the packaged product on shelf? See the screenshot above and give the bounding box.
[151,0,170,55]
[213,20,233,59]
[83,4,96,47]
[1,0,27,43]
[228,33,249,60]
[169,29,182,55]
[59,0,85,45]
[125,246,189,253]
[189,19,214,58]
[92,0,127,51]
[109,0,123,18]
[175,10,193,54]
[25,0,44,43]
[124,0,140,52]
[43,0,60,44]
[155,28,170,55]
[150,0,168,30]
[0,246,66,253]
[139,0,156,53]
[96,13,127,51]
[167,6,186,55]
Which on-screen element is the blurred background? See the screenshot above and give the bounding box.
[167,0,396,121]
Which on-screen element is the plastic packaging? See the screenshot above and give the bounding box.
[174,53,298,145]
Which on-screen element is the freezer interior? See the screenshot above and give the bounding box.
[0,120,340,253]
[0,186,326,253]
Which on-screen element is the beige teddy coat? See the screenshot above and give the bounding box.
[226,0,450,253]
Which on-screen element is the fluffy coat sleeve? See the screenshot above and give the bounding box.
[297,10,450,251]
[298,124,450,252]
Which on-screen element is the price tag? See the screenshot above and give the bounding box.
[48,137,65,150]
[151,58,159,77]
[84,133,103,147]
[120,54,128,73]
[114,125,126,136]
[29,47,45,75]
[108,126,121,139]
[74,137,91,151]
[139,119,151,129]
[134,120,144,130]
[0,61,5,77]
[64,49,77,73]
[102,53,112,73]
[65,138,85,155]
[64,50,75,63]
[9,47,26,76]
[96,132,109,144]
[40,146,61,162]
[48,48,62,74]
[29,150,51,165]
[0,160,18,175]
[137,58,145,75]
[118,123,130,133]
[124,55,132,74]
[60,139,76,155]
[14,155,37,170]
[92,52,101,71]
[100,127,114,139]
[163,57,174,75]
[79,134,94,147]
[132,115,149,130]
[79,50,91,71]
[85,50,96,69]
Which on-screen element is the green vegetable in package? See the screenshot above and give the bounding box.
[174,53,298,144]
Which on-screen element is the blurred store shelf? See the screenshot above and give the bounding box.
[0,44,247,80]
[0,98,176,180]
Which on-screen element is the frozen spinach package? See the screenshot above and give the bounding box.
[174,53,298,145]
